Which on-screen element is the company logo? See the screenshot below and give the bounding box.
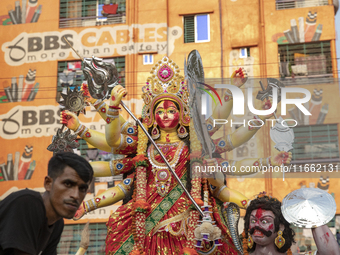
[198,82,222,106]
[2,24,182,66]
[200,84,312,128]
[0,105,104,140]
[0,98,143,140]
[202,85,311,116]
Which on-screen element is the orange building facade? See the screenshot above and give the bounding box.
[0,0,339,253]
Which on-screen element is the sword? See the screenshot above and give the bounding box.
[185,50,215,159]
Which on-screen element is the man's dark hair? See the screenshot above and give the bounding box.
[48,152,94,183]
[244,195,295,253]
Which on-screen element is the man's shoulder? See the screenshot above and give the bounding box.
[0,189,44,209]
[6,188,41,199]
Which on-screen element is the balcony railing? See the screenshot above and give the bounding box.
[279,53,333,86]
[279,74,334,86]
[279,58,333,85]
[278,40,333,85]
[59,13,126,28]
[281,54,332,74]
[276,0,329,10]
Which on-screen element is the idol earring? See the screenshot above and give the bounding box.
[151,123,160,140]
[247,233,254,249]
[275,230,285,249]
[177,124,188,138]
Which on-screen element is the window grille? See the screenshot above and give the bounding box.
[77,139,89,158]
[56,57,125,103]
[276,0,328,10]
[292,124,339,162]
[278,41,332,78]
[184,14,210,43]
[184,16,195,43]
[57,223,107,254]
[59,0,126,28]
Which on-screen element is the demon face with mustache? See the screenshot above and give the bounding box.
[244,194,295,254]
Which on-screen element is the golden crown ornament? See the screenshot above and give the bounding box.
[141,57,190,128]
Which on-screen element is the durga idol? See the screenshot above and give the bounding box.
[61,56,291,255]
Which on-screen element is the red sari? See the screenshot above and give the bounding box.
[105,141,238,255]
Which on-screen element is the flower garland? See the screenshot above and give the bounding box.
[130,122,150,255]
[130,118,205,254]
[242,230,249,255]
[181,125,203,253]
[130,184,138,254]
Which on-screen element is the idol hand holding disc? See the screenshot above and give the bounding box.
[281,188,336,228]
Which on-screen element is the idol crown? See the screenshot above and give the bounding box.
[141,56,190,128]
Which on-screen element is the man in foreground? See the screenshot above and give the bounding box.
[0,152,93,255]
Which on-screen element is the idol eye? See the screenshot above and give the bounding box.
[168,110,176,114]
[261,219,268,224]
[156,110,164,115]
[251,219,256,223]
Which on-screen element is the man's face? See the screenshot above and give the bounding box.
[155,100,179,130]
[249,209,277,246]
[48,166,89,219]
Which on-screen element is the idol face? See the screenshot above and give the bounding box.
[155,100,179,130]
[249,209,277,246]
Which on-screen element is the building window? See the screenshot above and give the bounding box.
[184,14,210,43]
[276,0,328,10]
[239,47,250,58]
[143,54,154,65]
[57,223,107,254]
[278,41,332,78]
[57,57,125,102]
[292,124,339,163]
[97,2,107,21]
[59,0,126,28]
